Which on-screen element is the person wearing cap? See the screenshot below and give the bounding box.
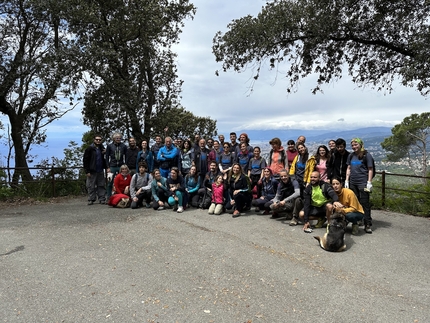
[345,138,375,234]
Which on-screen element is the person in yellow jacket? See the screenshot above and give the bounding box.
[289,143,316,196]
[331,177,364,235]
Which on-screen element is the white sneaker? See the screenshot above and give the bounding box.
[177,206,184,213]
[158,206,164,211]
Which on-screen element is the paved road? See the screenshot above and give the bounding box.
[1,198,429,323]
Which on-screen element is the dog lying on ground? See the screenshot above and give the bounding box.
[314,211,346,252]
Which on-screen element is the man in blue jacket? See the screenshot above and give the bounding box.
[157,137,179,178]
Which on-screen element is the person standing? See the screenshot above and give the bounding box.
[105,132,127,199]
[125,137,139,176]
[151,135,164,170]
[345,138,375,234]
[83,134,108,205]
[328,138,350,184]
[267,137,286,180]
[157,136,179,178]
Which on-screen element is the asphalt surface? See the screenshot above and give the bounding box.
[1,198,429,323]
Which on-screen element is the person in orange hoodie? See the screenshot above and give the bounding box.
[267,137,286,180]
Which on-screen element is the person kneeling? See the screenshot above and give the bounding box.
[208,175,225,215]
[130,162,153,209]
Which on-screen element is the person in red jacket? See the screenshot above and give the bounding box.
[108,165,132,207]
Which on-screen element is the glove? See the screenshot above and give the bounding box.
[344,181,349,189]
[366,181,373,192]
[107,172,114,181]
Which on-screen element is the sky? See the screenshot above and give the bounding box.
[1,0,429,147]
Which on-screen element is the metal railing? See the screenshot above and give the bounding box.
[1,167,429,204]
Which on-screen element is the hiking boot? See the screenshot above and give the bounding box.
[177,206,184,213]
[352,224,359,235]
[173,204,178,212]
[364,225,373,234]
[232,210,241,218]
[314,217,326,228]
[289,217,298,226]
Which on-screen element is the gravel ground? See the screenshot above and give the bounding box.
[1,197,429,323]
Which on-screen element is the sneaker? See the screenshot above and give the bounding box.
[262,210,270,215]
[289,217,298,226]
[364,225,373,234]
[254,207,260,212]
[177,206,184,213]
[314,217,326,228]
[99,200,106,205]
[146,203,151,208]
[352,224,359,235]
[164,202,171,209]
[158,206,164,211]
[87,201,94,205]
[232,210,241,218]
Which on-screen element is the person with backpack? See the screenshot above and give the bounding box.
[130,161,153,209]
[247,146,267,196]
[345,138,375,234]
[267,137,286,180]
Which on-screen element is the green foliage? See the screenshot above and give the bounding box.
[381,112,430,178]
[213,0,430,95]
[0,0,81,183]
[65,0,202,142]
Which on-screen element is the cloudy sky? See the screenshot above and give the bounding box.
[2,0,428,143]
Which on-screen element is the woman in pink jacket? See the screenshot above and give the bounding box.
[208,174,224,215]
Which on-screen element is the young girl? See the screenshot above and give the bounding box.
[208,174,224,215]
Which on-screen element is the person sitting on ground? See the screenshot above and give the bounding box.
[300,171,342,231]
[108,164,132,207]
[183,165,201,208]
[267,169,302,221]
[225,163,252,218]
[166,167,186,213]
[198,161,221,209]
[151,169,169,210]
[331,177,364,235]
[251,167,278,215]
[130,161,153,209]
[207,174,225,215]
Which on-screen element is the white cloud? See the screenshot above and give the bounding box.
[173,0,429,133]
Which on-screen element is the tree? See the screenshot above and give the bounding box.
[381,112,429,179]
[67,0,205,142]
[0,0,80,184]
[212,0,430,95]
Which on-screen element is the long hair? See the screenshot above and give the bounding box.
[297,143,309,163]
[187,165,199,182]
[314,145,331,163]
[228,162,244,183]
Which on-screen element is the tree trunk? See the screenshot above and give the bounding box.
[10,116,33,185]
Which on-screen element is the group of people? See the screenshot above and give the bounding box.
[83,131,375,234]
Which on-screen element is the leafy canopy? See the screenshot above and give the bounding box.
[213,0,430,95]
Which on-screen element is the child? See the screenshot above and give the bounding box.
[208,174,224,215]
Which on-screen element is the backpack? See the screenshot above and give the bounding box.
[199,189,212,209]
[268,149,286,167]
[348,152,376,179]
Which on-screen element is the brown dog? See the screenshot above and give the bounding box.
[314,211,346,252]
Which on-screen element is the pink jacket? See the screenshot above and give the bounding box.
[211,183,224,204]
